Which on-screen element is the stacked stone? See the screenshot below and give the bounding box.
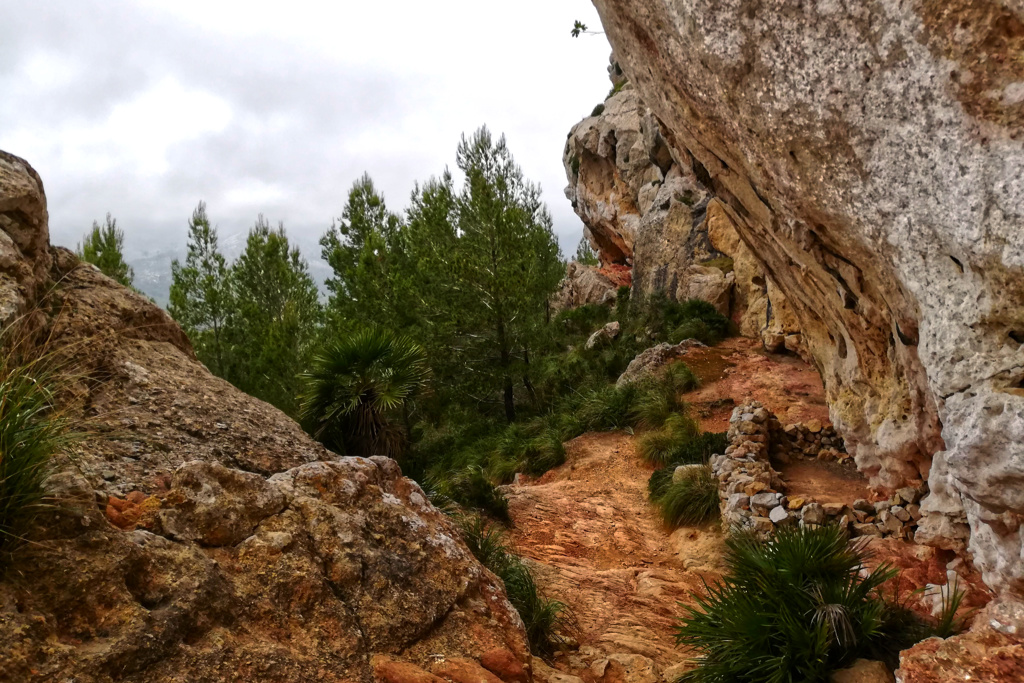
[771,420,847,462]
[711,402,925,541]
[710,402,789,537]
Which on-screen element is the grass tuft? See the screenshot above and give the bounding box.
[457,515,573,657]
[651,464,719,527]
[0,352,72,560]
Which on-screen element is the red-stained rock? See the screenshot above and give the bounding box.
[433,658,505,683]
[373,657,448,683]
[480,648,529,683]
[896,631,1024,682]
[125,490,146,505]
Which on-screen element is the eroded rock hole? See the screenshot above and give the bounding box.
[950,255,964,273]
[896,322,919,347]
[692,158,714,189]
[838,335,848,359]
[1009,330,1024,345]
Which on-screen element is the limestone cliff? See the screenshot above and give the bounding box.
[0,152,530,681]
[588,0,1024,596]
[563,69,803,353]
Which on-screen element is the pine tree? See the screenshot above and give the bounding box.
[574,234,600,266]
[168,202,232,376]
[452,127,564,422]
[320,174,407,330]
[78,214,134,287]
[228,217,321,415]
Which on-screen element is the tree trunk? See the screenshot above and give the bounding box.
[522,346,537,406]
[503,378,516,423]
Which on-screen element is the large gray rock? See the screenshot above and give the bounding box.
[0,150,50,330]
[564,84,799,340]
[591,0,1024,597]
[616,340,704,387]
[551,261,618,312]
[0,151,531,682]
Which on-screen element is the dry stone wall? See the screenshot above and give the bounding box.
[711,403,925,542]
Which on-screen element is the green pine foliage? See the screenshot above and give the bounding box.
[574,235,600,266]
[168,205,320,416]
[676,526,928,682]
[78,213,134,287]
[229,217,321,415]
[160,126,739,519]
[169,202,233,376]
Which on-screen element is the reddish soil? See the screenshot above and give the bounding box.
[679,337,830,433]
[507,337,990,670]
[779,459,871,505]
[505,432,725,666]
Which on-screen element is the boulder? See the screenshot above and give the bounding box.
[586,320,622,349]
[830,659,894,683]
[564,82,791,335]
[591,653,661,683]
[616,340,704,387]
[551,261,620,312]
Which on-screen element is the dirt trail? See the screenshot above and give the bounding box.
[503,338,845,667]
[505,432,725,666]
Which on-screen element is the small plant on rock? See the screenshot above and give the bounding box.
[0,353,72,559]
[457,515,572,657]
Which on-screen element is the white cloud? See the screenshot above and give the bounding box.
[0,0,613,299]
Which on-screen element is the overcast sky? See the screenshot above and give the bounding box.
[0,1,612,297]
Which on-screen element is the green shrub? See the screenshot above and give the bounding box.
[669,299,731,344]
[632,364,700,430]
[615,286,631,320]
[591,103,606,117]
[431,466,509,521]
[669,320,718,346]
[676,525,924,682]
[0,357,70,558]
[457,516,571,657]
[932,575,971,638]
[662,362,700,393]
[491,423,567,480]
[570,154,581,177]
[606,78,628,99]
[556,304,611,338]
[300,327,428,458]
[653,464,719,527]
[647,465,676,501]
[637,414,700,466]
[578,383,640,431]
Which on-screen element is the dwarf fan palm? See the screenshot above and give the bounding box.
[300,328,428,458]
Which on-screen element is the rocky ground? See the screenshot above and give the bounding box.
[506,431,724,675]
